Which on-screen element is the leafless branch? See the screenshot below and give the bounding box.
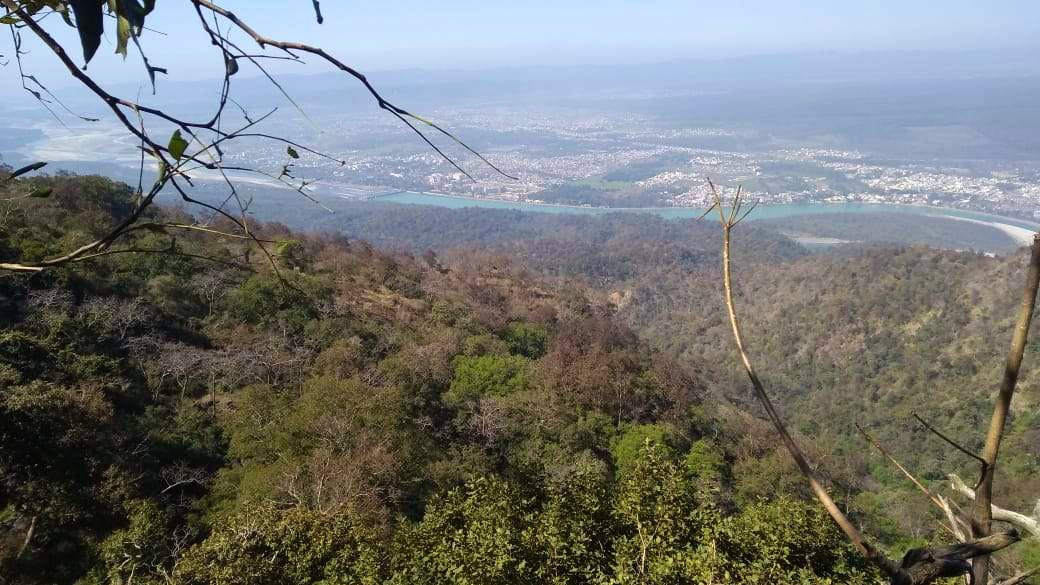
[191,0,517,180]
[911,411,987,469]
[856,424,964,540]
[0,0,514,274]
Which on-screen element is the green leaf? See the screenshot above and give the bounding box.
[58,3,75,27]
[117,0,151,33]
[7,161,48,180]
[69,0,105,65]
[287,146,300,159]
[275,240,300,258]
[168,130,188,161]
[115,14,131,58]
[28,187,53,199]
[0,15,20,25]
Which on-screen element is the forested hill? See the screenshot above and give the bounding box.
[329,199,1040,564]
[304,192,1040,576]
[618,244,1040,519]
[1,174,881,583]
[2,174,1038,583]
[309,202,805,284]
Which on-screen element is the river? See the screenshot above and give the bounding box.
[371,191,1040,244]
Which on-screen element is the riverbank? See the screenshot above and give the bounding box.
[944,216,1036,246]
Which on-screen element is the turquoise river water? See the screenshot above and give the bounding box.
[372,191,1040,231]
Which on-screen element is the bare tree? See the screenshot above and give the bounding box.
[23,286,75,332]
[159,463,207,496]
[704,178,1030,585]
[79,296,150,342]
[468,396,507,445]
[188,270,239,318]
[0,1,512,273]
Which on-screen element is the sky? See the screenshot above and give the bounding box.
[2,0,1039,92]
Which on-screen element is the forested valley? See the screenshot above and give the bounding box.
[2,172,1038,584]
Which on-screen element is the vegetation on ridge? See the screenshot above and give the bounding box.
[2,171,892,584]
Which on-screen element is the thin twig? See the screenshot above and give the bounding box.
[191,0,516,180]
[911,412,987,468]
[855,424,961,538]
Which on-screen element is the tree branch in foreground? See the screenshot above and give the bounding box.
[856,424,966,541]
[0,0,514,273]
[704,178,1021,585]
[972,233,1040,585]
[949,474,1040,539]
[912,411,988,470]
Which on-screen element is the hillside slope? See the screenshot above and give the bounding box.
[1,173,893,584]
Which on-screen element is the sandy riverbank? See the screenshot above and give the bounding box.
[944,216,1036,246]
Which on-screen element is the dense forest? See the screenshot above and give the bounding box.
[1,172,1038,584]
[334,202,1040,571]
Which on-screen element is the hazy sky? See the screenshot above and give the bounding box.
[4,0,1039,90]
